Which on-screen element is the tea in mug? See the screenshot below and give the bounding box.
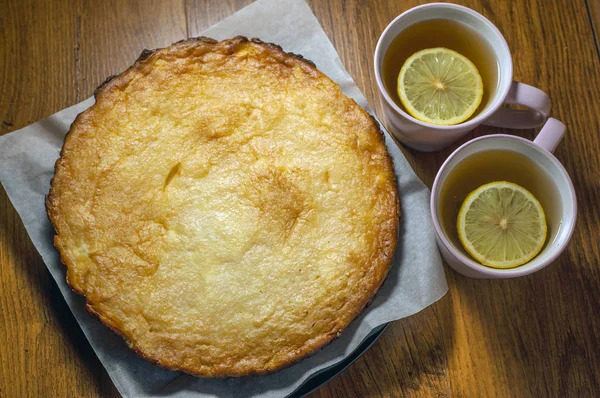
[438,149,561,260]
[382,18,500,119]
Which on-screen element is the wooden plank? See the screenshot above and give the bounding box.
[0,0,186,397]
[0,1,119,395]
[0,0,79,134]
[185,0,253,35]
[78,0,188,98]
[587,0,600,58]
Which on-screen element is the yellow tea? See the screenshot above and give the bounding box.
[438,150,561,258]
[382,19,499,120]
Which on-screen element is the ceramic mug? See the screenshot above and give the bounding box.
[374,3,551,152]
[430,118,577,278]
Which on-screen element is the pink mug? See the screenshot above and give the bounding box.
[374,3,551,152]
[430,118,577,278]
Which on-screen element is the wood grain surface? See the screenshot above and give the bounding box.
[1,0,599,397]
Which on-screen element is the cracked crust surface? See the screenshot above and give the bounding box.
[46,36,399,377]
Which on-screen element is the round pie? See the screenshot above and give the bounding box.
[46,36,399,377]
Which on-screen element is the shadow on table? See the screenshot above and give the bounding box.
[448,254,600,395]
[1,199,119,397]
[311,298,455,396]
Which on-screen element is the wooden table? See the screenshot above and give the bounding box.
[2,0,599,396]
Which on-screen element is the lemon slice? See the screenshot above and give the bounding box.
[457,181,547,268]
[397,47,483,126]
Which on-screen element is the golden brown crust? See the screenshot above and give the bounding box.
[47,36,399,377]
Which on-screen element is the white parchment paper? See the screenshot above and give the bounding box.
[0,0,447,396]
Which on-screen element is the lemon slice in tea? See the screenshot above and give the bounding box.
[397,47,483,126]
[457,181,547,268]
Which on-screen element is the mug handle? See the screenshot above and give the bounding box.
[532,117,566,153]
[483,81,551,129]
